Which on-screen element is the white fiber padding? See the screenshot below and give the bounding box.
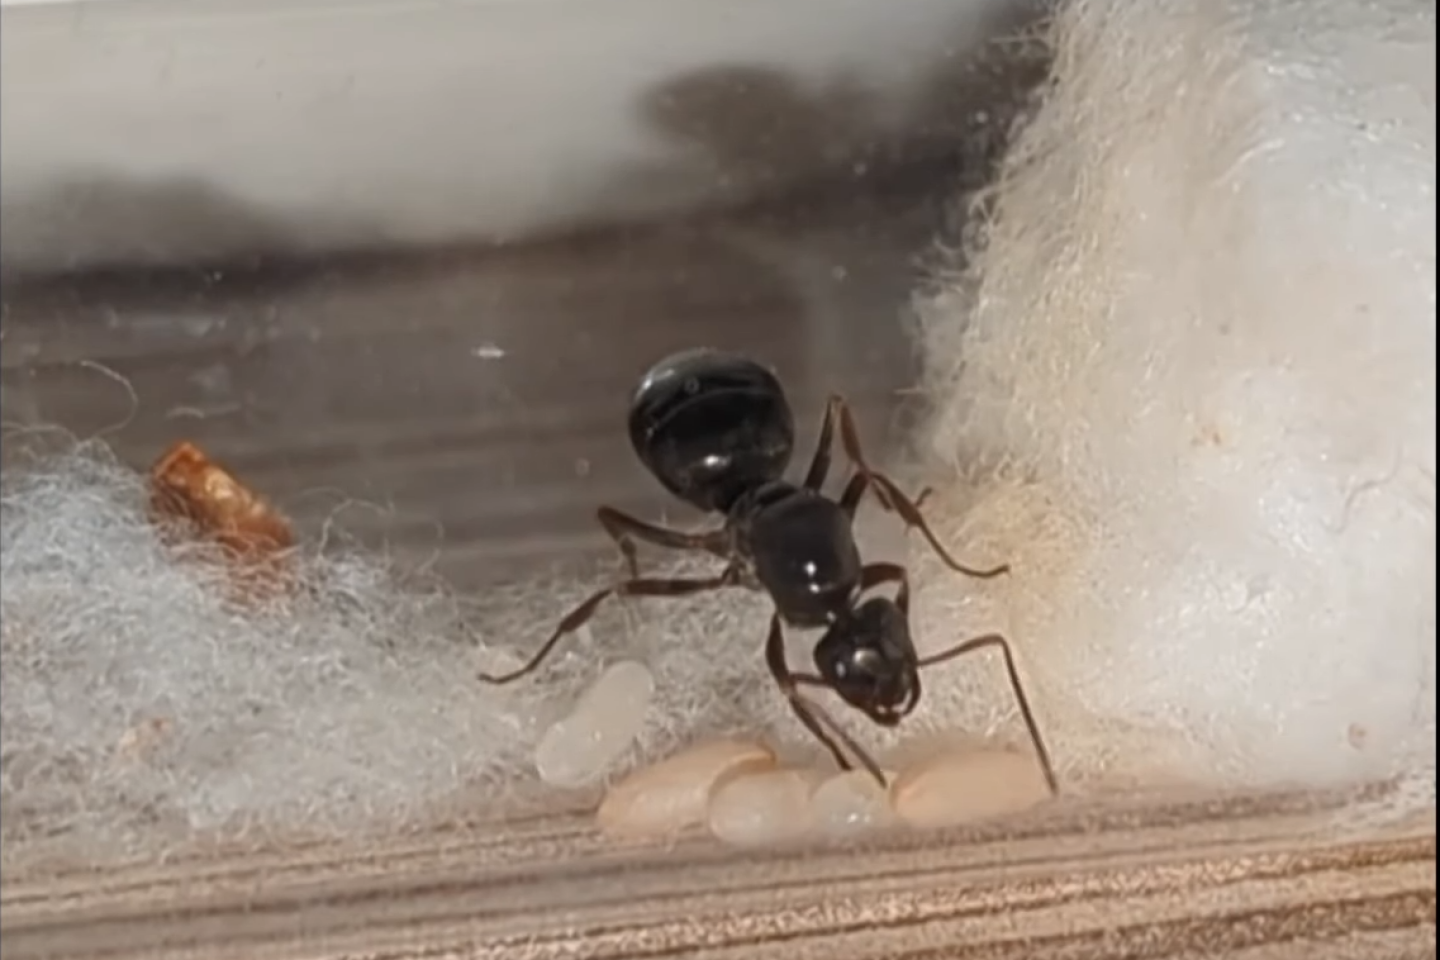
[0,440,872,866]
[912,0,1436,800]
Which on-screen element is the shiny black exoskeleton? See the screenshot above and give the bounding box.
[480,348,1058,793]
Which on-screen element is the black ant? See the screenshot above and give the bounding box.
[479,348,1058,794]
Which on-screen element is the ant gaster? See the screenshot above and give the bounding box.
[479,348,1058,795]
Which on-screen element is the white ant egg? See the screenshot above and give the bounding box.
[534,660,654,788]
[808,768,897,837]
[706,767,825,848]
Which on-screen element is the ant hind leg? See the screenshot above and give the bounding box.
[827,395,1008,580]
[801,398,840,492]
[596,505,729,579]
[479,571,735,685]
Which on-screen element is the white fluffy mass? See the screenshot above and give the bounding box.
[0,441,531,864]
[0,439,888,868]
[909,0,1436,803]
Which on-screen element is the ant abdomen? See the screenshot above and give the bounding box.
[627,349,797,514]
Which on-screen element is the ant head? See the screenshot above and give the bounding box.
[813,596,920,726]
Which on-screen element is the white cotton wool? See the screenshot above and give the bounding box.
[0,439,855,868]
[909,0,1436,803]
[0,440,556,866]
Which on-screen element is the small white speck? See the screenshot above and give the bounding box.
[181,314,222,338]
[831,265,849,282]
[472,343,506,360]
[188,363,233,397]
[575,459,592,478]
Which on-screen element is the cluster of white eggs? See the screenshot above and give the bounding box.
[532,660,1051,846]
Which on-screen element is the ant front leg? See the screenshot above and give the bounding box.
[596,505,729,579]
[825,394,1009,580]
[917,632,1060,797]
[478,570,736,685]
[764,613,889,786]
[853,561,1058,796]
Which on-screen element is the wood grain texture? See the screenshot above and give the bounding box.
[2,787,1433,959]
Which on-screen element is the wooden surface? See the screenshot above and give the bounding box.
[2,785,1433,959]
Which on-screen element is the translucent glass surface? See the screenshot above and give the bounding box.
[1,182,945,590]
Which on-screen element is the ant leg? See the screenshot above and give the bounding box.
[596,505,728,578]
[765,614,889,786]
[478,570,735,685]
[859,560,906,593]
[801,396,839,491]
[837,472,869,519]
[813,395,897,507]
[857,560,1057,795]
[764,614,849,770]
[827,393,1009,580]
[839,473,934,526]
[918,633,1060,797]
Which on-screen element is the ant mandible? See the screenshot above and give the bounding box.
[479,347,1058,795]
